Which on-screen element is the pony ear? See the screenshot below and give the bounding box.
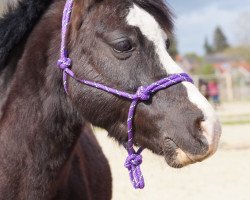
[74,0,102,12]
[71,0,102,32]
[85,0,103,9]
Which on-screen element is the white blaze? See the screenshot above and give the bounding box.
[126,4,221,154]
[0,0,20,16]
[126,4,183,74]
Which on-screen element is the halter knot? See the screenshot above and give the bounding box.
[124,153,144,189]
[124,154,142,169]
[136,86,150,101]
[57,57,72,70]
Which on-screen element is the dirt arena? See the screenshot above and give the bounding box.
[95,102,250,200]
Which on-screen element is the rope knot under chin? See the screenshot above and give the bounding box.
[124,154,145,189]
[57,57,72,70]
[136,86,150,101]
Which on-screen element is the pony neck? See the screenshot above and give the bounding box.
[0,1,86,198]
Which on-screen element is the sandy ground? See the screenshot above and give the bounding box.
[218,101,250,123]
[218,101,250,117]
[95,102,250,200]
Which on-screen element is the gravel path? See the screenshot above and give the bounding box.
[95,124,250,200]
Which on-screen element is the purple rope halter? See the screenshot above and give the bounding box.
[58,0,193,189]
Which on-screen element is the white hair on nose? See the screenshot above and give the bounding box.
[126,4,220,153]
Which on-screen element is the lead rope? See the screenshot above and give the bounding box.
[57,0,193,189]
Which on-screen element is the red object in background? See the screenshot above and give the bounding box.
[208,81,219,96]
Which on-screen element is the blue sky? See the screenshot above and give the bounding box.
[166,0,250,55]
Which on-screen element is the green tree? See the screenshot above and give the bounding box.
[213,26,229,52]
[204,37,213,55]
[200,64,215,75]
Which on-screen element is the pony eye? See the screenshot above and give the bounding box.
[113,40,133,53]
[165,39,171,50]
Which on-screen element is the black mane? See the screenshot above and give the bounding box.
[0,0,52,71]
[133,0,174,33]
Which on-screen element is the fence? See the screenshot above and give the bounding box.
[192,72,250,102]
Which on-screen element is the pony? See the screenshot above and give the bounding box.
[0,0,221,199]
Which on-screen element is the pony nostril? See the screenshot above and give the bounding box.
[180,117,221,164]
[194,117,205,132]
[199,118,221,154]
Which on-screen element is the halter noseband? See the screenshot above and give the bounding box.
[58,0,193,189]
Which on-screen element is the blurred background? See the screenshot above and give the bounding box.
[95,0,250,200]
[168,0,250,104]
